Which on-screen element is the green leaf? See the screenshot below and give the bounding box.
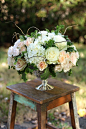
[8,66,10,69]
[44,39,56,49]
[40,68,50,80]
[67,47,76,52]
[19,35,26,41]
[49,64,56,77]
[22,72,27,82]
[68,69,72,76]
[45,28,50,32]
[67,41,73,46]
[55,25,64,35]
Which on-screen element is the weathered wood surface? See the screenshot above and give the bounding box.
[14,93,36,110]
[69,93,80,129]
[37,103,47,129]
[6,78,79,104]
[7,92,17,129]
[47,94,71,110]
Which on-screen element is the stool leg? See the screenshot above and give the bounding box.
[37,103,47,129]
[69,93,80,129]
[7,92,17,129]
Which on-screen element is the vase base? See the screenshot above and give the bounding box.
[35,84,54,91]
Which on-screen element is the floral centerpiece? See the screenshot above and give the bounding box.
[7,25,79,90]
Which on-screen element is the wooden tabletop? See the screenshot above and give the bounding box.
[6,78,79,104]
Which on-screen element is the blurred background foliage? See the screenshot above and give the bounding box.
[0,0,86,46]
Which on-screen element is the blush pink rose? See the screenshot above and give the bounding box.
[17,41,24,48]
[24,37,33,46]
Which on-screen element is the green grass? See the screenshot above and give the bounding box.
[0,44,86,126]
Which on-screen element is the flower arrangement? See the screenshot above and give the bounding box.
[7,25,79,82]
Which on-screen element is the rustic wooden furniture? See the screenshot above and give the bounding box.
[6,78,80,129]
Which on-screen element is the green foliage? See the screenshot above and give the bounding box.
[44,39,56,49]
[19,35,26,41]
[49,64,56,77]
[40,67,50,80]
[66,47,76,52]
[55,25,64,35]
[31,30,41,39]
[18,63,38,81]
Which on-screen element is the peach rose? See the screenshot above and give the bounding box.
[58,51,66,64]
[20,46,26,53]
[15,59,27,71]
[37,61,47,71]
[70,52,78,66]
[55,64,62,72]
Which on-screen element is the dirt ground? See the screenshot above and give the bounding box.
[0,117,86,129]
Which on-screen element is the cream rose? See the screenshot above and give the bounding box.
[8,46,14,57]
[15,59,27,71]
[45,47,59,64]
[54,35,67,50]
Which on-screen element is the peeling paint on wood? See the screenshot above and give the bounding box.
[14,93,36,110]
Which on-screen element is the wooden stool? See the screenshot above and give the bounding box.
[6,79,80,129]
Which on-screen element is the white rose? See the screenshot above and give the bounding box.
[13,47,19,56]
[7,56,15,67]
[54,35,67,50]
[45,47,59,64]
[8,46,14,57]
[38,31,48,37]
[15,59,27,71]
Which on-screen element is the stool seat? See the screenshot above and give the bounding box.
[6,78,80,129]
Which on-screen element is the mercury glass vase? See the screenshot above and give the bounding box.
[35,79,54,91]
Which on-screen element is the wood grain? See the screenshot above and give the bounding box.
[6,78,79,104]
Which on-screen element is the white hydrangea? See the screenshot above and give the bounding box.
[24,43,45,65]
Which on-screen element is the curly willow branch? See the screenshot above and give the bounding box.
[5,21,25,35]
[27,26,42,39]
[14,23,25,35]
[28,56,46,61]
[63,24,78,35]
[12,32,20,43]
